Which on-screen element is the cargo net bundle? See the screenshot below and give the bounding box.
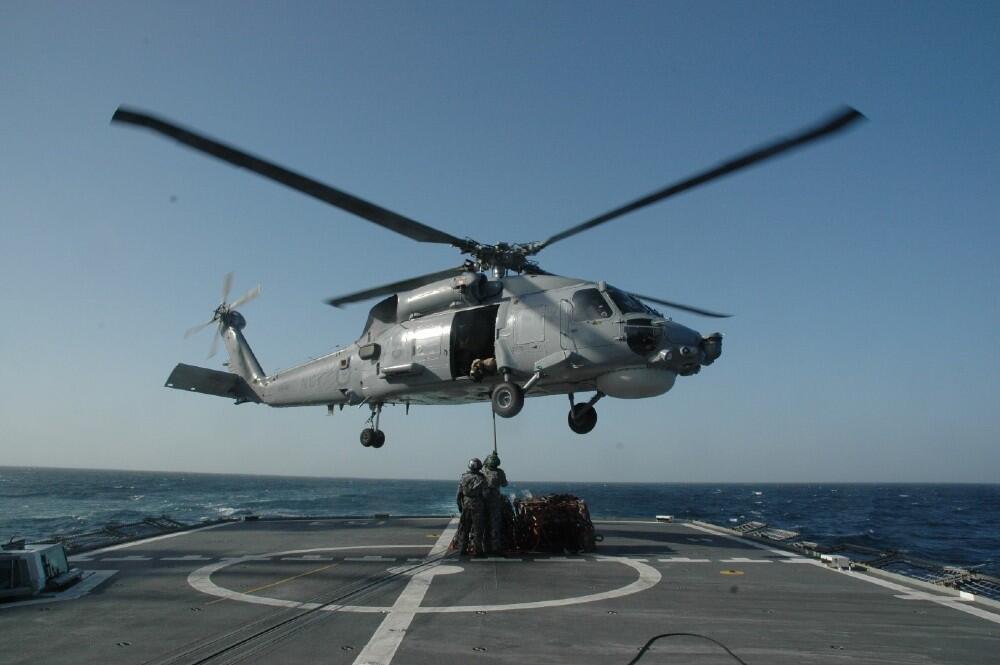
[512,494,598,554]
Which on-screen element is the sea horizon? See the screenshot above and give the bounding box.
[3,466,998,573]
[3,464,994,486]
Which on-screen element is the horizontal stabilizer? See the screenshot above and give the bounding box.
[165,363,260,403]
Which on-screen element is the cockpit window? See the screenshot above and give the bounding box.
[572,288,613,321]
[607,286,658,316]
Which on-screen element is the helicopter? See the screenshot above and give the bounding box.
[112,105,863,448]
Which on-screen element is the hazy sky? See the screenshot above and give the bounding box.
[2,2,998,482]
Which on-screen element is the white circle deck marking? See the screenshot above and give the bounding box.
[188,544,662,613]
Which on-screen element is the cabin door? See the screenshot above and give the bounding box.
[450,305,500,379]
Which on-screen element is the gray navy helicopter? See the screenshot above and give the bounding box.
[113,106,863,448]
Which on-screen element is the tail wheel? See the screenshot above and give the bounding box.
[491,382,524,418]
[568,404,597,434]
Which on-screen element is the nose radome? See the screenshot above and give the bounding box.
[648,323,722,376]
[660,321,702,346]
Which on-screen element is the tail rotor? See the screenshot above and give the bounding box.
[184,272,262,358]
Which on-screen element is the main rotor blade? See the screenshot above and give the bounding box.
[326,265,473,308]
[230,284,261,310]
[220,272,233,306]
[632,292,732,318]
[534,107,865,252]
[112,107,474,249]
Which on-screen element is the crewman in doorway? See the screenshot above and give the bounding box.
[469,357,497,382]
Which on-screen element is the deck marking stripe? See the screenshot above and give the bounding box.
[937,602,1000,624]
[427,518,459,557]
[690,522,1000,626]
[686,522,796,557]
[74,521,236,556]
[721,557,772,563]
[188,545,424,609]
[839,570,1000,625]
[658,558,711,563]
[189,551,661,613]
[206,562,337,605]
[352,517,460,665]
[419,557,661,613]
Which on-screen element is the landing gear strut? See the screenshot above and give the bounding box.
[361,403,386,448]
[567,392,603,434]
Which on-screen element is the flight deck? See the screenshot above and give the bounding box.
[2,517,998,664]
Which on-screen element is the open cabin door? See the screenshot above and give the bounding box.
[449,305,500,379]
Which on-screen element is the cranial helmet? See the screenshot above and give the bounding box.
[468,458,483,472]
[484,452,501,469]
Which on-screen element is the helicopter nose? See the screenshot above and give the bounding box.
[660,321,702,347]
[701,332,723,365]
[649,323,723,376]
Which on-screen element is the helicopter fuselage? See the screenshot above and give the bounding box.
[222,273,721,413]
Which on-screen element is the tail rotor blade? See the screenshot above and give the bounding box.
[183,273,261,359]
[220,272,234,305]
[230,284,261,310]
[184,318,216,339]
[208,322,222,359]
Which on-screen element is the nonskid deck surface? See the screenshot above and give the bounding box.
[2,518,998,665]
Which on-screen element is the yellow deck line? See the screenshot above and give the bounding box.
[206,563,337,605]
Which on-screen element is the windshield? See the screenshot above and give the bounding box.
[606,286,659,316]
[572,288,614,320]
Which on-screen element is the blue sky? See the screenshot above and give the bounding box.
[2,2,997,481]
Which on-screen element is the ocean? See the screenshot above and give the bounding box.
[1,466,997,575]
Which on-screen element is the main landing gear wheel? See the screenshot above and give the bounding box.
[491,381,524,418]
[568,404,598,434]
[360,428,385,448]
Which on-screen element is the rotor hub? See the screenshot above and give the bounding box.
[465,241,542,274]
[217,308,246,330]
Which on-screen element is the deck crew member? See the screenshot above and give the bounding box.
[452,458,487,556]
[482,452,510,554]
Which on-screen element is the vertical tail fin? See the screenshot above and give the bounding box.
[221,317,266,386]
